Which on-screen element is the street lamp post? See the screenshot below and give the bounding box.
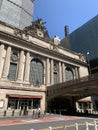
[86,52,91,75]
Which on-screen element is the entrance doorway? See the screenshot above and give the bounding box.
[7,97,41,110]
[20,99,28,110]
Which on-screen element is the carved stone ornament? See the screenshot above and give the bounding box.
[79,54,86,62]
[14,29,23,37]
[23,18,53,43]
[54,63,58,71]
[0,100,4,108]
[14,19,53,44]
[11,51,18,62]
[52,43,59,52]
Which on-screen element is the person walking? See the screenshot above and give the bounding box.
[38,107,41,118]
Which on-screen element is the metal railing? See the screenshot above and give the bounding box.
[30,119,98,130]
[48,73,98,90]
[0,109,45,118]
[47,73,98,100]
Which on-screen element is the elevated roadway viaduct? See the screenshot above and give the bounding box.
[46,73,98,114]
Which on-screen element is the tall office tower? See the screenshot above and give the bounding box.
[61,15,98,73]
[0,0,34,29]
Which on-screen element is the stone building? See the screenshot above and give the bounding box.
[0,19,88,115]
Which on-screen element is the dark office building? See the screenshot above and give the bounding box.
[66,15,98,73]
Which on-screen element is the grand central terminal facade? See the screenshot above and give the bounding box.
[0,19,88,114]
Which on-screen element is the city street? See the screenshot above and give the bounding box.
[0,115,97,130]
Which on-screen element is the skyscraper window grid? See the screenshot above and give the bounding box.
[0,0,34,29]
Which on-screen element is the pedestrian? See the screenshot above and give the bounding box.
[38,107,41,118]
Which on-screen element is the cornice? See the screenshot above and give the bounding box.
[0,30,87,66]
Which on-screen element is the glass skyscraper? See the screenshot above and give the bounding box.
[0,0,34,29]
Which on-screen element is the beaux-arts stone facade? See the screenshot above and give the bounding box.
[0,19,88,113]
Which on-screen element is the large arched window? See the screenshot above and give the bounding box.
[8,63,17,81]
[8,50,18,81]
[65,67,74,81]
[29,59,44,86]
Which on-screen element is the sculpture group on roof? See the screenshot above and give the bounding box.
[23,18,50,38]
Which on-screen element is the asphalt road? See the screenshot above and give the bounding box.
[0,116,97,130]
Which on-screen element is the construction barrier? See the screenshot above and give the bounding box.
[86,120,98,130]
[64,123,79,130]
[29,120,98,130]
[64,120,98,130]
[48,126,52,130]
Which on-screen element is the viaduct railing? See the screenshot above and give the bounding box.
[47,73,98,100]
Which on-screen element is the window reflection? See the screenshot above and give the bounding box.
[29,59,44,86]
[65,67,74,81]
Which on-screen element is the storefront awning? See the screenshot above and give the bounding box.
[7,94,42,99]
[78,97,92,103]
[78,100,91,103]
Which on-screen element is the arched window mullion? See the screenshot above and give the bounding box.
[65,67,74,81]
[29,59,44,86]
[29,61,34,84]
[36,61,40,85]
[34,61,37,85]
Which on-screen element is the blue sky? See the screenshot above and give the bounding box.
[33,0,98,39]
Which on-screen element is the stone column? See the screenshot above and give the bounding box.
[50,59,54,85]
[77,67,80,79]
[72,68,76,80]
[2,46,11,79]
[17,50,25,81]
[43,60,46,85]
[62,63,65,82]
[74,67,78,79]
[24,52,30,82]
[59,62,62,83]
[0,44,5,78]
[40,94,45,112]
[74,67,80,80]
[46,58,50,85]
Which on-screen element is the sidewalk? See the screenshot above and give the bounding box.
[0,113,98,126]
[0,114,82,126]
